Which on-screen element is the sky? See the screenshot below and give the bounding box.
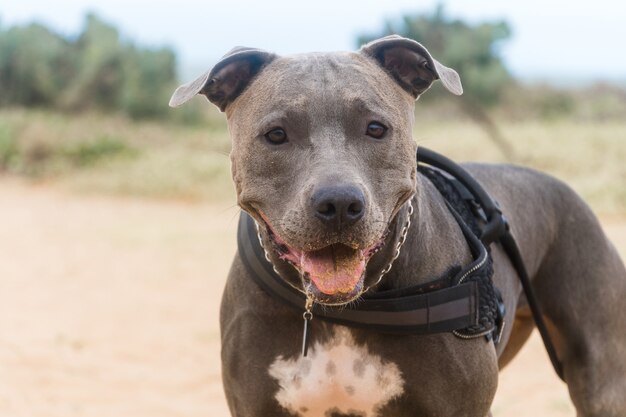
[2,0,626,84]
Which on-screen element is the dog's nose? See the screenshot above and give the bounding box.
[312,185,366,228]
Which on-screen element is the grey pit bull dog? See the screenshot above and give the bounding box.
[170,35,626,417]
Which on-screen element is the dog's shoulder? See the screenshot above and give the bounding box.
[462,162,564,188]
[462,162,584,207]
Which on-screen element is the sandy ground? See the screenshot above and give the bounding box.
[1,179,625,417]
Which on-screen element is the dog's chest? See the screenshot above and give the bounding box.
[268,327,405,417]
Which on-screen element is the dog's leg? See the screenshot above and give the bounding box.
[532,189,626,416]
[220,260,299,417]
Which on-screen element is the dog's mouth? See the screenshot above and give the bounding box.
[260,217,387,305]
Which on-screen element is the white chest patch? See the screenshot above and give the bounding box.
[268,327,405,417]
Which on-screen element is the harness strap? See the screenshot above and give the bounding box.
[417,148,507,246]
[500,231,565,380]
[417,147,565,381]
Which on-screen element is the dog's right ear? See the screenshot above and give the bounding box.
[169,47,276,112]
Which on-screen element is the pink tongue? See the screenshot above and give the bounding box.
[300,245,365,295]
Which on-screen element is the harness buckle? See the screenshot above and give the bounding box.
[480,203,508,246]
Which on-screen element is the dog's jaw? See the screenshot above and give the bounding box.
[257,212,389,305]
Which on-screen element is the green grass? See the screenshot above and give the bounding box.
[0,122,18,169]
[0,107,234,200]
[0,107,624,215]
[61,135,137,167]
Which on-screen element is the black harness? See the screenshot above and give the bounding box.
[237,147,564,381]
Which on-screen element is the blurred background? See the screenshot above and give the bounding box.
[0,1,624,416]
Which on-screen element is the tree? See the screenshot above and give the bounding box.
[358,5,516,159]
[0,22,75,107]
[0,14,178,119]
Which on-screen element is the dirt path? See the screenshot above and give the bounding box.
[1,180,624,417]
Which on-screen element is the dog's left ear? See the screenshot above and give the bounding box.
[169,47,276,111]
[361,35,463,98]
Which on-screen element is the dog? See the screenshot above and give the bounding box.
[170,35,626,417]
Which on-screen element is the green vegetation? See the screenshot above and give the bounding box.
[0,14,178,119]
[61,135,137,167]
[0,108,234,200]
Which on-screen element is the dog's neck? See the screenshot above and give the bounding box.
[368,172,474,292]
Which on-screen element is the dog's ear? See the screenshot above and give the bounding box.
[360,35,463,98]
[169,47,276,111]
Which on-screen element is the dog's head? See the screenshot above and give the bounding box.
[170,35,462,305]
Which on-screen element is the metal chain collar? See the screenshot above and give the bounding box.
[363,197,414,293]
[253,197,415,297]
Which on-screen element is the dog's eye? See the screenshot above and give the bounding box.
[264,127,288,145]
[366,122,387,139]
